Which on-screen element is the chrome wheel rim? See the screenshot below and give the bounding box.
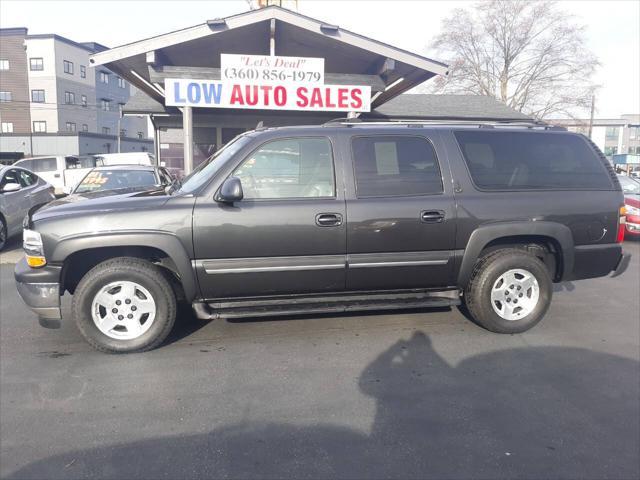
[490,269,540,321]
[91,281,156,340]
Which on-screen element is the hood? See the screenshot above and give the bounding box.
[32,187,172,223]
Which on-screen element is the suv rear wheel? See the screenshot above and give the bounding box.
[464,248,552,333]
[72,257,176,353]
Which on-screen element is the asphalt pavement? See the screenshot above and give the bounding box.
[1,241,639,479]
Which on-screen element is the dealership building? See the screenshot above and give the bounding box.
[91,5,529,175]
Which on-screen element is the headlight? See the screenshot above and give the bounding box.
[23,229,46,268]
[626,204,640,216]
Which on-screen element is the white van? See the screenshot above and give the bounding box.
[93,152,155,166]
[13,156,98,196]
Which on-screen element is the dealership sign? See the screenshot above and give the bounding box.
[164,54,371,112]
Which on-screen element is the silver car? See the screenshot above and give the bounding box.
[0,166,55,251]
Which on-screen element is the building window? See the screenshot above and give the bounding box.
[29,57,43,71]
[630,127,639,140]
[137,131,144,139]
[66,122,76,132]
[63,60,74,74]
[605,127,619,140]
[33,121,47,133]
[117,76,125,88]
[0,60,9,70]
[64,91,75,104]
[101,99,111,111]
[99,71,109,84]
[120,129,126,137]
[82,124,88,132]
[1,122,14,133]
[102,127,111,135]
[0,91,11,102]
[31,89,45,103]
[80,65,86,78]
[604,146,618,156]
[81,95,87,107]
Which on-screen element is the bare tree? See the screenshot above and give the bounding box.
[427,1,599,119]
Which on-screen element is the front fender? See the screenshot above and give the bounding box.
[51,231,198,301]
[457,221,574,287]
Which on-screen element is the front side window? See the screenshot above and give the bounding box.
[1,122,13,133]
[18,170,37,187]
[63,60,74,74]
[29,58,43,71]
[31,89,45,103]
[455,131,613,190]
[0,91,12,102]
[352,135,443,197]
[232,138,335,199]
[64,91,75,104]
[0,59,9,70]
[80,65,86,78]
[32,157,57,172]
[33,121,47,133]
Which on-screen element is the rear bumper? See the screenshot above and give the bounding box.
[567,244,630,281]
[14,257,62,327]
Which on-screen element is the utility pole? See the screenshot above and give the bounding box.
[588,94,595,139]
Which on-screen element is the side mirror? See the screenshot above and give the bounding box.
[1,182,21,193]
[215,176,243,204]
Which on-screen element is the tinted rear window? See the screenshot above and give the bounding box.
[454,131,613,190]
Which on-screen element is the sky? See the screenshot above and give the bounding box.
[1,0,638,118]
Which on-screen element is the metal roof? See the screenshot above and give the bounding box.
[91,6,448,110]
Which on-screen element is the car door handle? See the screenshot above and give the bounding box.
[421,210,445,223]
[54,173,61,178]
[315,213,343,227]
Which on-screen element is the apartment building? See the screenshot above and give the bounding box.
[549,114,640,158]
[0,28,151,160]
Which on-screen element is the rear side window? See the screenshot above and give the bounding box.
[454,131,613,190]
[351,135,443,197]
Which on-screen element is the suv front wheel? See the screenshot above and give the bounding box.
[72,257,177,353]
[464,248,553,333]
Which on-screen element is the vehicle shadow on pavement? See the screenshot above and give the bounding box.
[7,332,639,480]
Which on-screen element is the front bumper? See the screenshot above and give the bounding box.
[14,257,63,328]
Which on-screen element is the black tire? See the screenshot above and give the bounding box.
[464,248,552,334]
[0,215,7,251]
[72,257,176,353]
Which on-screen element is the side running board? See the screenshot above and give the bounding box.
[192,289,461,320]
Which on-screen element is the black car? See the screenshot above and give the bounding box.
[15,122,631,353]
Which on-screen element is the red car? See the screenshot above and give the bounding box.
[618,175,640,238]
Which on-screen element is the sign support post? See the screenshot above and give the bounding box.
[183,106,194,174]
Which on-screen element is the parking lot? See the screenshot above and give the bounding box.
[1,240,639,479]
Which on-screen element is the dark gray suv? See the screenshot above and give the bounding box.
[14,122,631,353]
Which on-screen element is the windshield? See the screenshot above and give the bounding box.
[177,135,253,194]
[618,175,640,195]
[75,169,158,193]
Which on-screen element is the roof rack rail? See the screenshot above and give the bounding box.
[321,118,566,131]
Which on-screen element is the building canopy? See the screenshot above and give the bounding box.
[90,5,448,110]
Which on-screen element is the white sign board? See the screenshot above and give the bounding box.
[165,78,371,112]
[221,54,324,84]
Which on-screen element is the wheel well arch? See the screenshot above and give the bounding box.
[457,222,574,287]
[60,246,184,299]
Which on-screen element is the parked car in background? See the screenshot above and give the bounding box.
[71,165,174,195]
[93,152,155,166]
[13,155,98,196]
[0,166,55,250]
[618,174,640,238]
